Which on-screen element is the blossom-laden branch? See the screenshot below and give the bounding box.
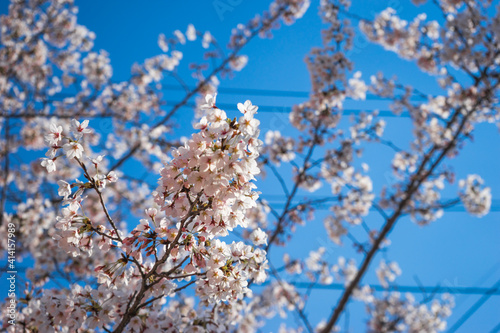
[19,97,272,332]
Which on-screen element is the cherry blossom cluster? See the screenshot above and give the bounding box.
[9,98,271,332]
[42,119,90,170]
[227,0,310,49]
[458,174,492,217]
[305,247,334,284]
[284,249,359,288]
[360,8,442,74]
[376,260,402,288]
[264,130,296,166]
[153,97,262,233]
[146,96,268,299]
[365,292,454,332]
[258,281,305,319]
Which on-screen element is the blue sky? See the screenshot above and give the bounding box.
[1,0,499,331]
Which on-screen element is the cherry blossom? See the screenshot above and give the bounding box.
[459,175,492,217]
[62,142,84,159]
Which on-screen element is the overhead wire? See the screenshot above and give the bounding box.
[447,279,500,333]
[166,100,410,117]
[266,281,500,296]
[161,84,429,101]
[489,321,500,333]
[1,265,498,297]
[254,281,500,297]
[260,196,500,213]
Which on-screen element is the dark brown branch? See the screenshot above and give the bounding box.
[0,119,9,227]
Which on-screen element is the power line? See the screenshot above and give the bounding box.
[260,198,500,213]
[163,84,309,98]
[31,85,429,103]
[262,195,500,205]
[257,281,500,296]
[447,279,500,333]
[3,101,412,119]
[40,85,427,103]
[167,100,409,117]
[489,321,500,333]
[453,260,500,310]
[264,203,500,212]
[2,265,498,297]
[162,84,428,101]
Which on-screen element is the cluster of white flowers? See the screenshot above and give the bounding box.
[392,152,418,175]
[40,120,119,259]
[325,166,375,231]
[366,292,454,332]
[360,8,441,73]
[82,51,112,86]
[376,260,402,288]
[228,0,310,49]
[305,247,334,284]
[260,281,304,319]
[17,97,271,331]
[146,97,269,302]
[263,130,296,165]
[41,119,90,172]
[285,251,360,289]
[153,96,261,234]
[323,214,347,245]
[331,256,358,286]
[459,174,491,217]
